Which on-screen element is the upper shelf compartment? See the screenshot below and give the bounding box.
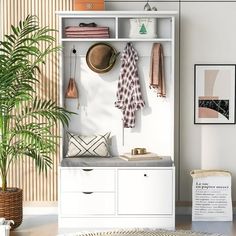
[56,11,177,42]
[62,17,116,39]
[117,17,172,41]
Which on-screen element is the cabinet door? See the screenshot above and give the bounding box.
[118,169,173,215]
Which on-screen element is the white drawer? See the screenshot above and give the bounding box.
[118,169,173,215]
[60,192,115,216]
[61,169,115,192]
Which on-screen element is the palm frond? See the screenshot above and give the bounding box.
[0,15,58,90]
[11,123,56,150]
[17,97,73,126]
[20,148,53,173]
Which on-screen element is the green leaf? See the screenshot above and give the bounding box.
[0,14,74,189]
[11,25,19,36]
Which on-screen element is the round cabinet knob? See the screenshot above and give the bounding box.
[144,174,147,177]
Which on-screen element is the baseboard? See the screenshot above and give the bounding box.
[23,201,236,215]
[23,207,58,215]
[23,201,58,215]
[176,206,192,215]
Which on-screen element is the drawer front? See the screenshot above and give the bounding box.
[118,169,173,215]
[60,192,115,216]
[61,169,115,192]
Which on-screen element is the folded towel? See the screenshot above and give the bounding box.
[65,26,110,38]
[65,26,109,32]
[65,34,110,38]
[65,31,109,35]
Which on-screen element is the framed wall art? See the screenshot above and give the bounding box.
[194,64,236,124]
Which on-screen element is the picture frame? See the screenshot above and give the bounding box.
[194,64,236,124]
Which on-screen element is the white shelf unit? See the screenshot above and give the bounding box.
[56,11,177,230]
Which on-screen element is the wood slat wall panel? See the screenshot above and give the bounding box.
[0,0,73,203]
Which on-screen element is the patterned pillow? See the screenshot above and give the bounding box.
[66,132,111,157]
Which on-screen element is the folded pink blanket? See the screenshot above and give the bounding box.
[65,34,110,38]
[65,30,109,35]
[65,26,109,32]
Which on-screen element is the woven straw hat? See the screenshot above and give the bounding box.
[86,43,118,73]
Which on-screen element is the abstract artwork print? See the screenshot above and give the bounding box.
[194,64,236,124]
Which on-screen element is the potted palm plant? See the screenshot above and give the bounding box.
[0,15,71,229]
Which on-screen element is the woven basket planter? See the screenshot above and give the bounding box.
[0,188,23,229]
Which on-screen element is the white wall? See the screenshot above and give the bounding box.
[180,2,236,201]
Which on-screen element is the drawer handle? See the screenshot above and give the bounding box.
[82,169,93,171]
[144,174,148,177]
[82,192,93,194]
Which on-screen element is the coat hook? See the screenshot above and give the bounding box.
[72,45,76,54]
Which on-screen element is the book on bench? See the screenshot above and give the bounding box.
[120,152,162,161]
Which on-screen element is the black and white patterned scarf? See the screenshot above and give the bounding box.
[115,42,145,128]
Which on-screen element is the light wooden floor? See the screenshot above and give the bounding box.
[11,215,236,236]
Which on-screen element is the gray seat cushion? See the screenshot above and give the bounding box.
[60,156,173,167]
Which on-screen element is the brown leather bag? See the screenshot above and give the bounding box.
[65,78,78,98]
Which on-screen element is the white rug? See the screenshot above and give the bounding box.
[58,229,222,236]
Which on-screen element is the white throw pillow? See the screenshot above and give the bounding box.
[66,132,111,157]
